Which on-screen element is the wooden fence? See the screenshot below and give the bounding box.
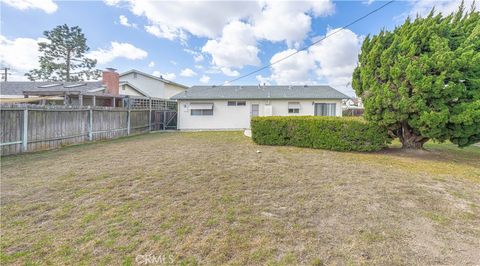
[0,105,177,156]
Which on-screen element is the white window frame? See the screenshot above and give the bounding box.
[191,109,213,116]
[190,103,214,116]
[288,102,301,114]
[227,101,246,106]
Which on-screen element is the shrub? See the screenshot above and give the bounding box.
[251,116,389,152]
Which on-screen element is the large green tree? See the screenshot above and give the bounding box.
[352,4,480,149]
[26,24,100,82]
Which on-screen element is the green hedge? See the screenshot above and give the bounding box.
[251,116,389,152]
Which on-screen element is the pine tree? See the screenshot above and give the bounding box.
[26,24,100,82]
[352,3,480,149]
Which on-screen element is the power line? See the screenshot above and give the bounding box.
[226,0,395,84]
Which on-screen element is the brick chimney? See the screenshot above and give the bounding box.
[102,68,119,95]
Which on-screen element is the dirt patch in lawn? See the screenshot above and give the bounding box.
[1,131,479,265]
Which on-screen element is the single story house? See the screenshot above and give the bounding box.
[171,85,350,130]
[119,69,188,99]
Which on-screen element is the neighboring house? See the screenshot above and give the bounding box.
[0,81,64,99]
[342,97,364,116]
[343,98,363,109]
[119,69,188,99]
[0,69,125,106]
[0,68,189,106]
[171,85,349,130]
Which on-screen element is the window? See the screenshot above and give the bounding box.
[289,108,299,114]
[133,73,137,78]
[227,101,246,106]
[288,102,301,114]
[190,103,214,116]
[251,104,259,117]
[314,103,336,116]
[191,109,213,116]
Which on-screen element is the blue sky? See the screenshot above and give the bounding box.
[0,0,472,95]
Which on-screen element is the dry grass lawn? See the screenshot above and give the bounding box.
[1,131,479,265]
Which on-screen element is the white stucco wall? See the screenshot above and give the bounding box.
[177,99,342,130]
[120,72,186,99]
[164,83,186,99]
[119,84,145,96]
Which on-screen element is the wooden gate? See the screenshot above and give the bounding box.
[151,110,177,130]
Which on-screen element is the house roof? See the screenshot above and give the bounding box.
[120,69,188,89]
[171,85,350,100]
[0,81,104,96]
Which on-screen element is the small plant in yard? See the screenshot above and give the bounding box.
[251,116,389,152]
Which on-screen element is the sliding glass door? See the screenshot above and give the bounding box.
[314,103,336,116]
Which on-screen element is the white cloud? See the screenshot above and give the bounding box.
[163,73,176,81]
[256,75,271,86]
[124,1,259,39]
[183,48,205,62]
[145,24,186,41]
[268,49,316,85]
[88,42,148,65]
[107,0,337,71]
[119,15,137,28]
[309,28,362,95]
[152,71,176,81]
[148,61,155,68]
[104,0,121,6]
[259,28,362,96]
[194,54,204,62]
[180,68,197,77]
[220,67,240,77]
[170,60,177,65]
[3,0,57,13]
[112,1,334,46]
[202,21,260,70]
[199,75,210,84]
[407,0,479,18]
[0,35,46,80]
[253,1,334,45]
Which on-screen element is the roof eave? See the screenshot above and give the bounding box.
[119,69,189,89]
[173,97,348,101]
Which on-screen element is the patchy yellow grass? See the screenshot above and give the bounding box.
[1,131,479,265]
[340,150,480,183]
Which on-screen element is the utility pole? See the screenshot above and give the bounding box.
[1,67,10,82]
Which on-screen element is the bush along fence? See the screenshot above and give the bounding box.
[0,100,177,156]
[251,116,389,152]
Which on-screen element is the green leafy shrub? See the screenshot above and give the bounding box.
[352,5,480,148]
[251,116,389,152]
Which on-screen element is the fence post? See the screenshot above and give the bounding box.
[127,107,131,135]
[148,97,152,131]
[22,107,28,152]
[88,107,93,141]
[163,111,166,130]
